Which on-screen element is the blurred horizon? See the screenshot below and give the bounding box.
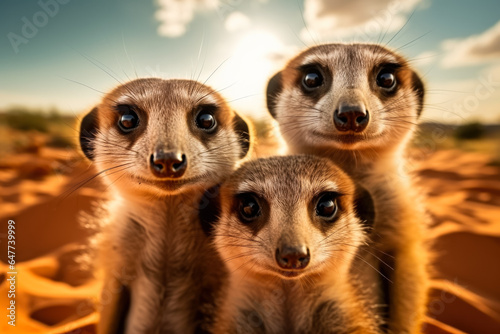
[1,0,500,125]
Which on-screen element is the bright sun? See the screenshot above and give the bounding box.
[214,30,290,117]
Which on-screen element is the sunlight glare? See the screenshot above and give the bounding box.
[216,30,287,117]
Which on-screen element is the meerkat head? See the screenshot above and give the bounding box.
[205,155,374,281]
[79,78,251,198]
[266,43,425,153]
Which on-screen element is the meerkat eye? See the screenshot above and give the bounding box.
[237,193,261,222]
[116,105,139,133]
[302,69,323,91]
[376,68,397,90]
[195,105,217,131]
[316,192,338,221]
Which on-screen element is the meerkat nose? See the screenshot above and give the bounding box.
[275,246,310,270]
[149,150,187,178]
[334,104,370,133]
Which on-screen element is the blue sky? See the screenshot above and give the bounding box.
[1,0,500,123]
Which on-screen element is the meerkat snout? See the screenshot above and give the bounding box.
[149,150,187,178]
[333,88,370,132]
[275,245,310,270]
[271,189,341,271]
[334,102,369,133]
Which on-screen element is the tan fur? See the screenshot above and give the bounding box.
[78,78,252,333]
[212,155,382,333]
[267,44,429,334]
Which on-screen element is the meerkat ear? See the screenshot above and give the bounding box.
[79,107,99,160]
[411,71,425,117]
[266,71,283,118]
[232,112,251,159]
[199,185,222,236]
[353,185,375,232]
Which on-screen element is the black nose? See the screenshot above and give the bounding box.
[149,151,187,178]
[275,246,310,270]
[334,106,369,132]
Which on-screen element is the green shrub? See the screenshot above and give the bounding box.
[4,109,49,132]
[47,134,75,148]
[454,122,484,140]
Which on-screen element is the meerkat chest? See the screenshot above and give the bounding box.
[109,195,207,277]
[113,196,218,332]
[233,283,329,334]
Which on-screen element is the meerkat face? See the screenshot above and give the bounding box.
[211,156,373,280]
[267,43,425,152]
[79,78,250,197]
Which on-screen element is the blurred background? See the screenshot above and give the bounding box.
[1,0,500,333]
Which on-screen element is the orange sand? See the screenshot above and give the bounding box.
[0,147,499,333]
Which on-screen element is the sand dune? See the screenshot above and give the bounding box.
[1,148,499,333]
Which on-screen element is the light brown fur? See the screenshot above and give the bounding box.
[211,155,382,333]
[267,43,429,334]
[78,78,252,333]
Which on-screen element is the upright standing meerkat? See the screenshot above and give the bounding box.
[266,43,428,333]
[78,78,251,333]
[204,155,381,333]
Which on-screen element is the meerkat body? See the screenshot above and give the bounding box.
[206,155,382,333]
[78,78,251,333]
[267,44,429,333]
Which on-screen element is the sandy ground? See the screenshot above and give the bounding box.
[0,147,499,333]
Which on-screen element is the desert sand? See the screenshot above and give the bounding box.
[0,146,499,333]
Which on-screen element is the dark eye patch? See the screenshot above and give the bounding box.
[115,104,140,133]
[315,192,341,222]
[110,104,146,147]
[309,191,345,233]
[236,192,261,223]
[302,68,324,91]
[232,192,268,235]
[295,64,331,102]
[377,62,401,71]
[194,104,218,133]
[375,63,401,89]
[376,70,396,89]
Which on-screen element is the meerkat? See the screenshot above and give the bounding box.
[202,155,382,333]
[266,43,429,333]
[78,77,251,333]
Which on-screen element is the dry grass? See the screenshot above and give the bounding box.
[0,108,78,156]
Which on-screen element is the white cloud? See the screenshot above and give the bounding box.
[224,11,251,32]
[155,0,218,38]
[301,0,423,41]
[441,20,500,68]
